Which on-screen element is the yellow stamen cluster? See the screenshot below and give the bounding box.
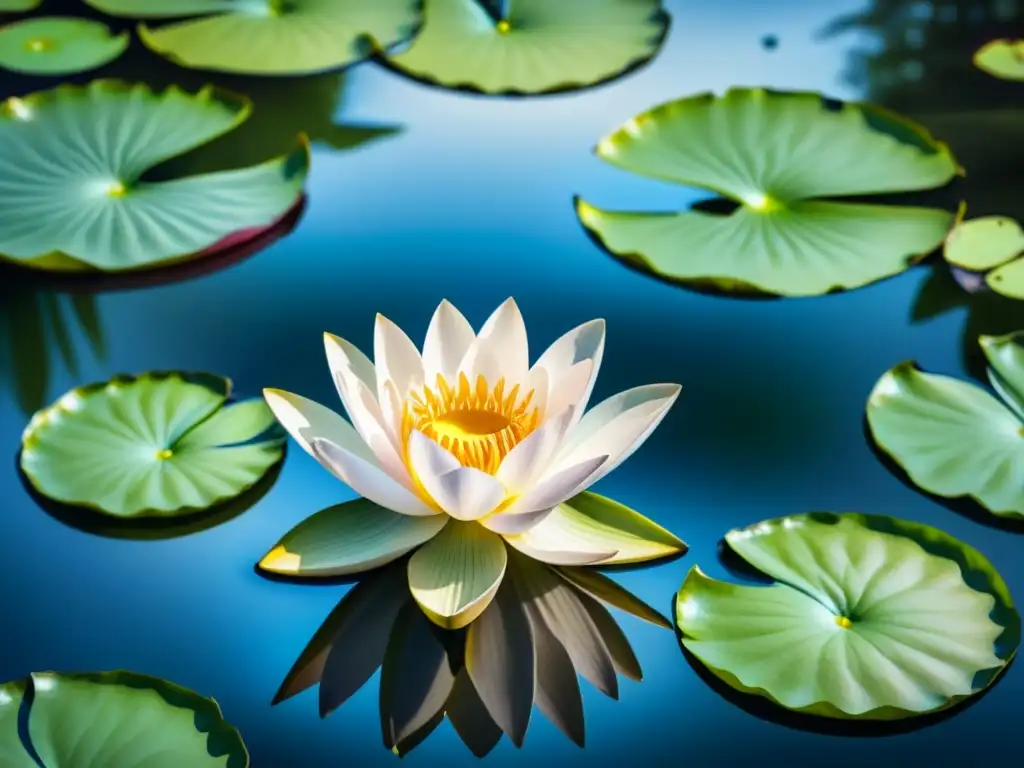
[402,372,540,475]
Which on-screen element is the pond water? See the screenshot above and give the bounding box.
[2,0,1024,765]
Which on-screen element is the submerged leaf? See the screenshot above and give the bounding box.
[385,0,669,95]
[577,89,959,297]
[20,371,285,518]
[0,80,308,272]
[677,513,1018,719]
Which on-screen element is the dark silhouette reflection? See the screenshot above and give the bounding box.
[674,534,1018,737]
[912,260,1024,382]
[17,453,284,541]
[270,549,672,758]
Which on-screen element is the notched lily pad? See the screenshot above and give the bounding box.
[867,332,1024,519]
[944,216,1024,300]
[87,0,422,76]
[0,80,309,272]
[676,512,1019,720]
[384,0,670,95]
[974,39,1024,81]
[0,18,129,75]
[20,371,286,518]
[577,88,960,297]
[0,670,248,767]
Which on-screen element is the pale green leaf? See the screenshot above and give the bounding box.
[943,216,1024,271]
[577,89,959,297]
[0,18,128,75]
[386,0,669,95]
[974,39,1024,81]
[0,681,36,768]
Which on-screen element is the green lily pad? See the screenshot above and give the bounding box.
[676,512,1018,720]
[974,39,1024,81]
[86,0,421,76]
[385,0,669,95]
[0,18,129,75]
[0,670,247,766]
[943,216,1024,300]
[866,333,1024,519]
[0,79,308,272]
[576,88,960,297]
[0,0,39,12]
[20,371,285,518]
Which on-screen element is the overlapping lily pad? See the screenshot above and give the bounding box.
[0,18,129,75]
[0,80,308,272]
[273,549,670,757]
[974,39,1024,81]
[86,0,421,76]
[867,332,1024,519]
[384,0,669,95]
[0,670,248,766]
[944,216,1024,299]
[676,513,1018,720]
[20,371,286,518]
[576,89,960,297]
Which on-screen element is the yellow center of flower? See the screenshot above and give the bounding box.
[402,372,540,475]
[835,616,853,629]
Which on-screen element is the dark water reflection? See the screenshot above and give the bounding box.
[2,0,1024,765]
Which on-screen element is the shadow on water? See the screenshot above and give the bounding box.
[16,453,284,541]
[269,550,671,758]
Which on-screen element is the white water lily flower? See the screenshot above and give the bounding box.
[260,298,685,629]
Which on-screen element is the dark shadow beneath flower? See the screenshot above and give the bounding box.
[16,451,284,541]
[860,412,1024,535]
[271,548,672,758]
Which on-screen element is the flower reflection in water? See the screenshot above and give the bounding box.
[272,548,672,757]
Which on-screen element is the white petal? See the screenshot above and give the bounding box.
[422,300,476,385]
[544,360,594,425]
[506,455,609,515]
[374,313,424,401]
[525,365,550,418]
[458,298,529,388]
[555,384,680,485]
[503,535,617,565]
[495,408,574,492]
[407,431,506,520]
[322,332,376,396]
[263,389,376,465]
[310,438,438,517]
[480,507,554,534]
[531,319,605,426]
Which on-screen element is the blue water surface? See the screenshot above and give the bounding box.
[2,0,1024,765]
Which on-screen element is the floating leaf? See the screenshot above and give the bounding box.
[0,80,308,272]
[676,513,1018,719]
[86,0,421,76]
[943,216,1024,299]
[974,39,1024,81]
[20,371,285,518]
[0,18,129,75]
[385,0,669,95]
[0,671,247,766]
[867,333,1024,519]
[577,89,959,297]
[0,0,39,11]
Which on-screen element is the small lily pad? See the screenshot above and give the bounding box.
[676,513,1018,720]
[576,88,960,297]
[87,0,421,76]
[20,371,285,518]
[866,333,1024,519]
[0,18,129,75]
[0,0,40,12]
[944,216,1024,300]
[974,39,1024,80]
[0,670,248,767]
[0,80,308,272]
[385,0,670,95]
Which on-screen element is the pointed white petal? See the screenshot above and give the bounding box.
[504,534,618,565]
[322,332,377,398]
[458,298,529,388]
[495,408,574,492]
[407,430,507,520]
[480,507,554,534]
[531,319,605,426]
[264,389,377,465]
[556,384,680,484]
[544,360,594,426]
[408,521,508,629]
[506,455,608,515]
[374,313,424,401]
[423,300,476,384]
[310,438,438,517]
[526,365,550,418]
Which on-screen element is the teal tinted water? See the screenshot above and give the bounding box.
[2,0,1023,764]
